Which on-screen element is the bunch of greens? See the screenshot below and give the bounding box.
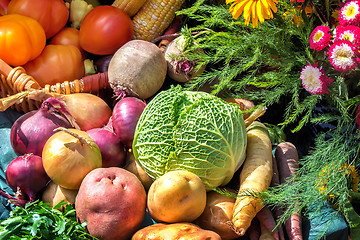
[177,0,358,132]
[0,200,97,240]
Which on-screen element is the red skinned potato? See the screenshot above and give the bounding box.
[132,223,222,240]
[75,167,147,240]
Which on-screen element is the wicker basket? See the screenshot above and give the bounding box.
[0,64,110,113]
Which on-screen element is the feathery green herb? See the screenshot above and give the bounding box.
[0,200,97,240]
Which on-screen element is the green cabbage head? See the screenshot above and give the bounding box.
[132,86,247,189]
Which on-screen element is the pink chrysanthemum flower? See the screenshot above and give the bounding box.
[300,63,334,95]
[328,40,358,72]
[309,25,332,52]
[335,25,360,45]
[339,0,360,25]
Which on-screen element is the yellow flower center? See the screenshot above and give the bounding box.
[314,31,324,42]
[347,7,355,17]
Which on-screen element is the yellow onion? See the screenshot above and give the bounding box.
[42,127,102,190]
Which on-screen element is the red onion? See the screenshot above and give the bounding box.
[6,154,50,202]
[86,120,126,168]
[112,97,146,148]
[10,97,75,156]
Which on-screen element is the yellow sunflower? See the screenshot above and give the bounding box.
[226,0,278,27]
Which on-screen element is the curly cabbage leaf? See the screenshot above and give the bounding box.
[132,86,247,189]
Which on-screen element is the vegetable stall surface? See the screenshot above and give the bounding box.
[132,85,247,190]
[232,121,273,236]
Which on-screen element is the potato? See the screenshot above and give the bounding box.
[124,151,153,191]
[194,190,240,240]
[41,181,78,210]
[75,167,147,240]
[132,223,222,240]
[147,170,207,223]
[108,40,167,99]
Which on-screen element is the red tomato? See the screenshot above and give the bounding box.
[50,27,87,60]
[23,45,85,87]
[79,5,132,55]
[0,14,46,66]
[7,0,69,38]
[0,0,9,15]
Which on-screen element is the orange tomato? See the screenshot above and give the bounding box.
[7,0,69,38]
[23,45,85,87]
[0,14,46,66]
[50,27,87,60]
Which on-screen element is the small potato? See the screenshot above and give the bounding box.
[124,151,153,191]
[194,190,240,240]
[132,223,222,240]
[41,181,78,210]
[147,170,207,223]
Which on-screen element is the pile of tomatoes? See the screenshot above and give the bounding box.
[0,0,133,87]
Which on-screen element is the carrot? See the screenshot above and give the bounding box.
[275,142,302,240]
[257,206,279,240]
[232,121,273,236]
[247,216,261,240]
[270,157,286,240]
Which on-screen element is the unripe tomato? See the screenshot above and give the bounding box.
[79,5,132,55]
[7,0,69,38]
[0,14,46,66]
[23,45,85,87]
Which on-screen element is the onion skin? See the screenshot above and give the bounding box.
[42,128,102,190]
[10,98,74,156]
[112,97,146,148]
[60,93,112,131]
[86,122,126,168]
[6,154,50,202]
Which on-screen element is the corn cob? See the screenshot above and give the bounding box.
[112,0,147,17]
[132,0,185,42]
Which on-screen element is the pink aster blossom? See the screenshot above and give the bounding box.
[339,0,360,25]
[300,63,334,95]
[328,40,358,72]
[334,25,360,45]
[309,25,332,52]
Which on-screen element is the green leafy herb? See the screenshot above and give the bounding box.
[0,200,98,240]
